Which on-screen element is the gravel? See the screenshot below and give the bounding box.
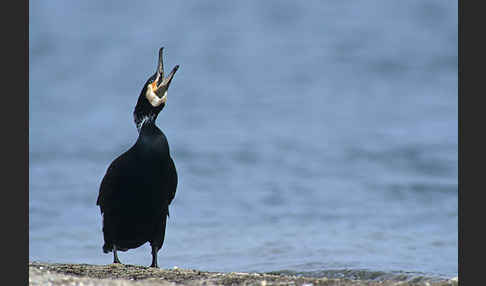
[29,262,459,286]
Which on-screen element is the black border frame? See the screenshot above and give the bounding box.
[4,0,28,284]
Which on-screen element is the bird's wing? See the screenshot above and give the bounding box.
[96,164,114,213]
[167,156,178,206]
[96,154,125,214]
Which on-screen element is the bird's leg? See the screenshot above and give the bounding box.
[150,245,159,268]
[113,245,121,264]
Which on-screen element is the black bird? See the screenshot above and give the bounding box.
[96,47,179,268]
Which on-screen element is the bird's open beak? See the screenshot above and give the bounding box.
[151,47,179,99]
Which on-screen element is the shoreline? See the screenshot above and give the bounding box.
[29,262,458,286]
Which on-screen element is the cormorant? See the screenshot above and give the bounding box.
[96,47,179,268]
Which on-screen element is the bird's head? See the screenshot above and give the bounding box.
[134,47,180,131]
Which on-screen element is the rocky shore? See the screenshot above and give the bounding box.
[29,262,458,286]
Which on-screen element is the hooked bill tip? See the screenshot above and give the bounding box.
[156,47,165,76]
[158,47,164,60]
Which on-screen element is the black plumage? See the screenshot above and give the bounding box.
[96,47,180,268]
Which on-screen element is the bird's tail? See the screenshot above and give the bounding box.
[103,242,113,253]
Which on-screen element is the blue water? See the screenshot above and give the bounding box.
[29,0,458,280]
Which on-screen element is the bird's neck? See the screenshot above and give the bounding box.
[133,95,163,133]
[134,112,159,133]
